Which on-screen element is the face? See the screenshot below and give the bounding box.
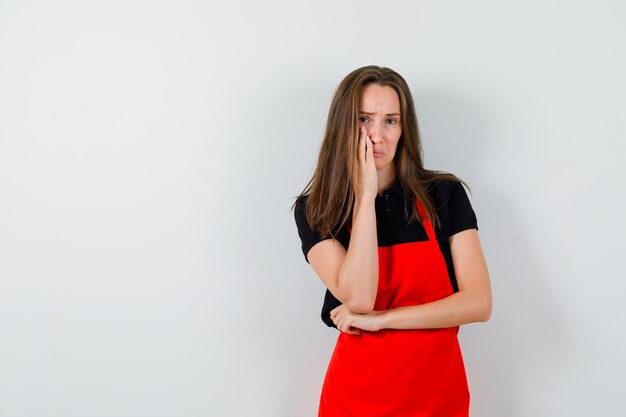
[358,84,402,172]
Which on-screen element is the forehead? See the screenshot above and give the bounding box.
[359,84,400,113]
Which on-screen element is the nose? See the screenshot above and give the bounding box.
[367,123,382,144]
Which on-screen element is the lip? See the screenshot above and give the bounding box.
[373,150,384,156]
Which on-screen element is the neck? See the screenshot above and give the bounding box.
[377,162,397,197]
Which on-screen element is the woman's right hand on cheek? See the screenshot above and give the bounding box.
[356,126,378,201]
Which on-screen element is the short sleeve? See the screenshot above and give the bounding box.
[294,195,349,264]
[447,181,479,236]
[294,195,322,264]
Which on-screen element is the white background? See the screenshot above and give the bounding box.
[1,1,625,416]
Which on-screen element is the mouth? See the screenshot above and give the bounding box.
[373,150,384,157]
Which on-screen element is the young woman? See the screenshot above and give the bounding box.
[292,65,492,416]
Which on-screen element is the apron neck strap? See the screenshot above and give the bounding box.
[416,199,437,242]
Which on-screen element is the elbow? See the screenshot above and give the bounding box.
[336,270,376,313]
[344,297,375,314]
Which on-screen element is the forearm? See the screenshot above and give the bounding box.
[379,288,492,329]
[338,197,378,312]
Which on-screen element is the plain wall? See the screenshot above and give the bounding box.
[1,1,625,416]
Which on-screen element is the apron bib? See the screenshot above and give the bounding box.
[318,199,470,417]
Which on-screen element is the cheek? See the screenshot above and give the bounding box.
[387,131,401,148]
[387,137,401,157]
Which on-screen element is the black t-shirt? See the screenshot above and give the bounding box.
[293,178,478,329]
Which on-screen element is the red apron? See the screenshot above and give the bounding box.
[318,199,470,417]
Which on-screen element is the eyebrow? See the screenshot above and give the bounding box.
[359,111,401,117]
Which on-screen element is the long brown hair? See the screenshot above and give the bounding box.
[292,65,469,241]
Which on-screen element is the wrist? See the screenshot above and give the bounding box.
[355,195,375,208]
[376,309,391,329]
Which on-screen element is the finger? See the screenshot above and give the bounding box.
[366,136,374,162]
[334,315,342,330]
[332,310,342,326]
[343,318,355,333]
[330,304,343,319]
[338,313,353,333]
[349,326,362,335]
[358,126,366,162]
[345,327,361,335]
[336,307,346,323]
[339,319,350,333]
[337,314,347,332]
[331,308,343,326]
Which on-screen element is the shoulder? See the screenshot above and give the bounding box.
[293,195,317,263]
[293,194,312,236]
[427,177,478,237]
[293,194,350,264]
[294,194,308,212]
[427,178,466,207]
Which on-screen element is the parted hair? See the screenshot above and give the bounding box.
[292,65,469,242]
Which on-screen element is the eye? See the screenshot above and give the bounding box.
[386,118,398,125]
[359,117,370,123]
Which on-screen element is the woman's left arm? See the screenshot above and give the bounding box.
[330,228,492,332]
[379,228,492,329]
